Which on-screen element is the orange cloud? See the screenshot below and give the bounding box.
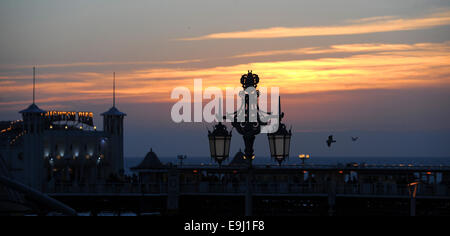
[0,59,203,70]
[179,10,450,40]
[110,42,450,98]
[232,42,450,58]
[1,41,449,109]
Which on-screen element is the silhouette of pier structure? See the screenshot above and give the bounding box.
[45,158,450,216]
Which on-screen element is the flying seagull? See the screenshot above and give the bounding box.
[326,135,336,147]
[351,136,359,141]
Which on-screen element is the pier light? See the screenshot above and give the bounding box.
[268,123,292,166]
[243,155,255,160]
[298,154,310,165]
[208,122,232,166]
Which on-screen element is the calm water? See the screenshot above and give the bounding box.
[124,156,450,175]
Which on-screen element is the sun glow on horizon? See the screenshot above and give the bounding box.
[1,41,450,111]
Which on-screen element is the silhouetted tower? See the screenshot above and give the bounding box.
[19,67,46,190]
[101,72,126,175]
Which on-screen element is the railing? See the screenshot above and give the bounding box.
[47,182,450,197]
[335,183,449,197]
[179,183,448,196]
[50,183,167,194]
[176,164,450,171]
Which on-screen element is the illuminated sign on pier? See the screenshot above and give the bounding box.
[45,111,94,126]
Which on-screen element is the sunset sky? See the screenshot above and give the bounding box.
[1,0,449,160]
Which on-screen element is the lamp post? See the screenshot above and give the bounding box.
[210,71,292,166]
[230,71,265,166]
[408,181,420,216]
[298,154,310,165]
[207,71,292,216]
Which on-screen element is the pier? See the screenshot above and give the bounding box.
[45,164,450,216]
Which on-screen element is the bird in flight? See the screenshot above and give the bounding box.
[351,136,359,141]
[326,135,336,147]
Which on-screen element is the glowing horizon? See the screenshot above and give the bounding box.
[1,0,449,157]
[1,41,449,109]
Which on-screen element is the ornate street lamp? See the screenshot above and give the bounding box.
[208,122,232,166]
[223,71,291,166]
[207,70,292,216]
